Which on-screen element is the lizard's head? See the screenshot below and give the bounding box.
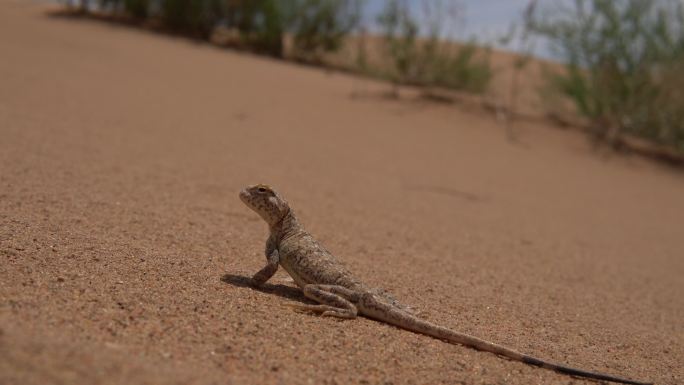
[239,184,290,226]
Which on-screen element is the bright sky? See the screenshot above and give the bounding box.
[364,0,559,58]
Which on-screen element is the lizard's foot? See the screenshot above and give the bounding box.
[301,284,359,319]
[283,302,356,319]
[321,310,356,319]
[282,302,339,314]
[393,302,419,315]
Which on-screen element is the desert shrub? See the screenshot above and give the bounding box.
[98,0,149,19]
[123,0,150,19]
[375,0,491,94]
[376,0,419,86]
[287,0,362,62]
[60,0,91,12]
[227,0,286,56]
[97,0,122,13]
[427,43,492,93]
[159,0,224,39]
[530,0,684,151]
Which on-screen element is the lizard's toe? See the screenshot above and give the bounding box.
[282,302,337,315]
[321,310,356,319]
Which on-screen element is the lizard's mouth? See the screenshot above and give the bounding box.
[238,189,250,204]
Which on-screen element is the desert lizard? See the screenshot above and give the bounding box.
[238,184,652,385]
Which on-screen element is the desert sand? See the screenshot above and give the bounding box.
[1,2,682,384]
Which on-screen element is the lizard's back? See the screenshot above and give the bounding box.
[278,231,367,291]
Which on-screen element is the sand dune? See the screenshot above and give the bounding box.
[1,2,682,384]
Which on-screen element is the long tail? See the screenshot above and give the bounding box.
[360,298,652,385]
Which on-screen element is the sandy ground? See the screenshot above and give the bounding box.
[1,2,683,384]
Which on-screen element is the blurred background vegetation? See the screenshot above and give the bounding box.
[59,0,684,158]
[529,0,684,154]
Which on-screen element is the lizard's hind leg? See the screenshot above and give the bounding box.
[286,284,358,319]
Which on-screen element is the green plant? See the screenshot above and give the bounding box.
[229,0,286,56]
[98,0,149,19]
[375,0,491,94]
[497,0,538,140]
[159,0,224,39]
[530,0,684,151]
[123,0,150,19]
[287,0,362,62]
[60,0,90,12]
[377,0,419,88]
[428,43,492,93]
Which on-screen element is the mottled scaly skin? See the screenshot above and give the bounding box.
[239,184,651,385]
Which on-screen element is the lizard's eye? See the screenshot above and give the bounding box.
[257,187,267,193]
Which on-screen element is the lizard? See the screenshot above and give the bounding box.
[238,184,652,385]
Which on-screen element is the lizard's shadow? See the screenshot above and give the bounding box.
[221,274,314,303]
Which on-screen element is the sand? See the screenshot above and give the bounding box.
[1,2,682,384]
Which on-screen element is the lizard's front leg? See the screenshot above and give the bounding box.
[251,236,279,287]
[285,285,360,319]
